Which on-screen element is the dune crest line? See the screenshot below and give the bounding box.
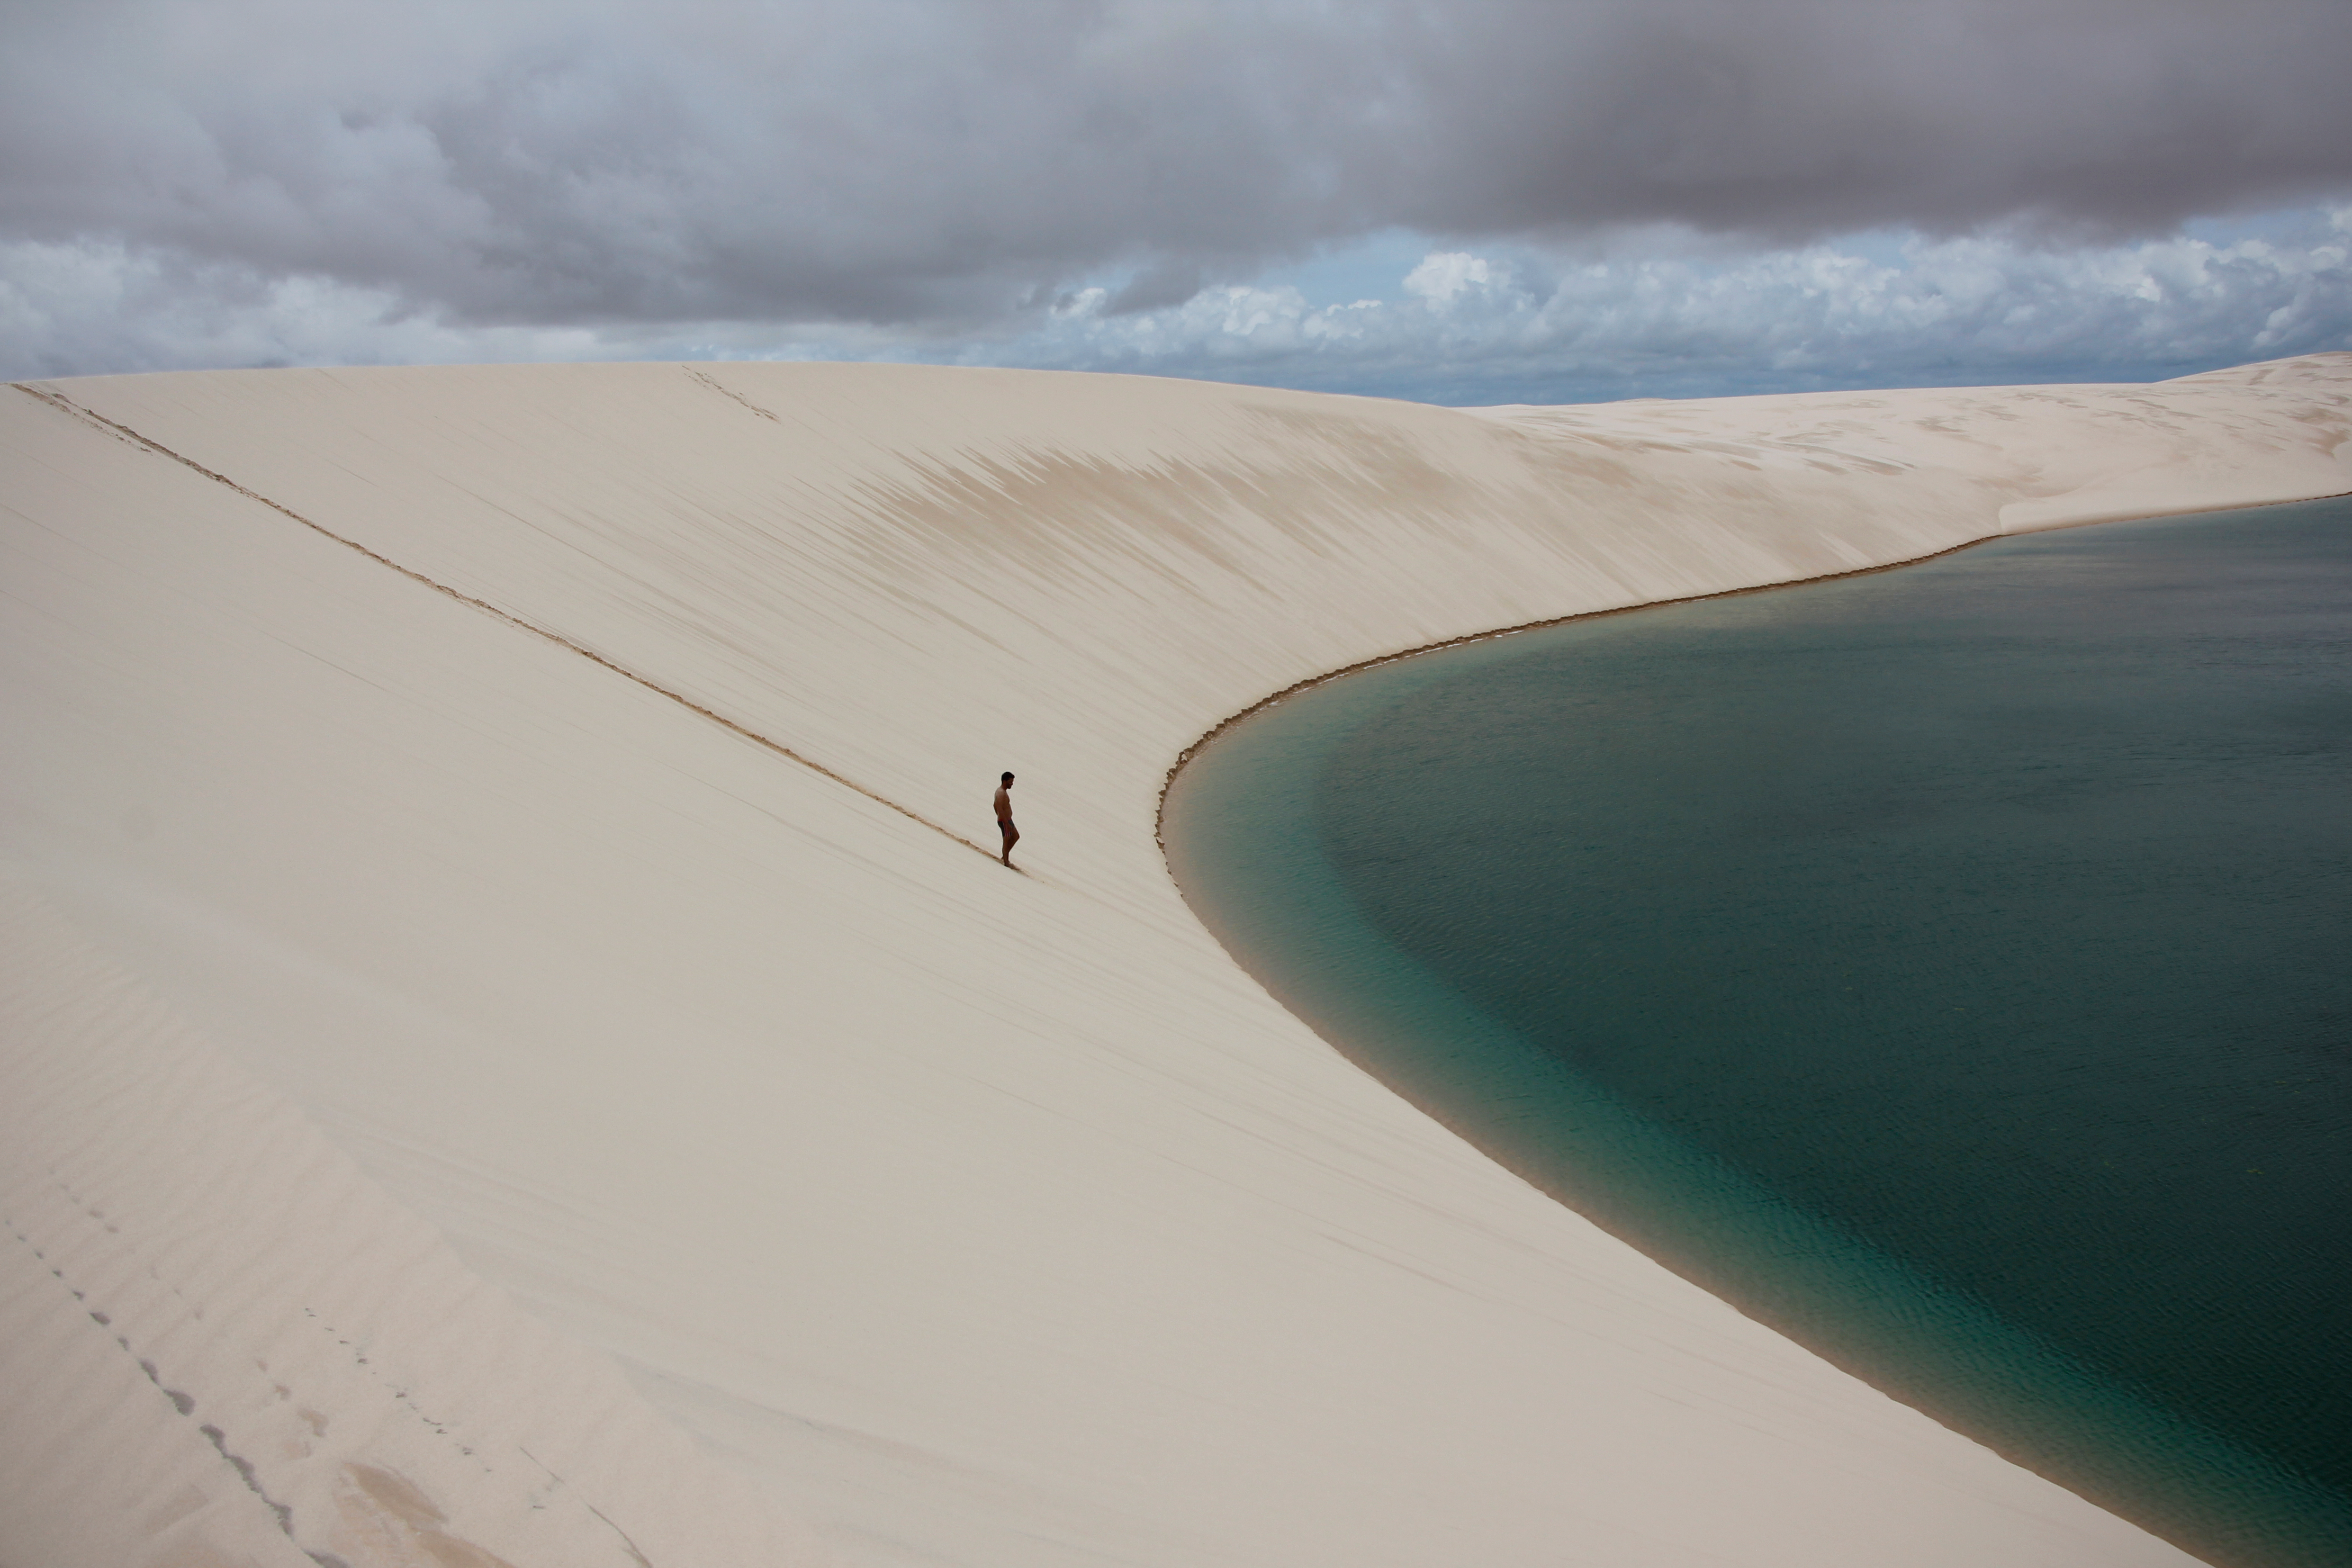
[9,357,2349,1568]
[11,380,996,862]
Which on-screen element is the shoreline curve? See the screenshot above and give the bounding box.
[4,355,2348,1568]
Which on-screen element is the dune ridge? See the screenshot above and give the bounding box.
[3,355,2346,1568]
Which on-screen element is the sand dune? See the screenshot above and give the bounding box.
[3,355,2345,1568]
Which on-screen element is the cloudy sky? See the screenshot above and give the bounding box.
[6,0,2350,403]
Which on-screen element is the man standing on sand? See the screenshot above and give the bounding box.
[995,772,1019,867]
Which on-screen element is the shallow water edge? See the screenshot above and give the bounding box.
[1160,498,2352,1568]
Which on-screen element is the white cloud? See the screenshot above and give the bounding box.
[0,238,937,380]
[1403,253,1502,307]
[0,242,602,378]
[6,217,2347,403]
[933,218,2352,401]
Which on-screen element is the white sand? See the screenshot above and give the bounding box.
[3,355,2345,1568]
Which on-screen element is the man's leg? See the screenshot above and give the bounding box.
[1000,822,1018,865]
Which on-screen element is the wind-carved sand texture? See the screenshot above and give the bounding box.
[2,355,2346,1568]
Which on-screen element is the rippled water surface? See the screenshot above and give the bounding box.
[1163,497,2352,1567]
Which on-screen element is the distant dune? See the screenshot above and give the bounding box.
[5,356,2346,1568]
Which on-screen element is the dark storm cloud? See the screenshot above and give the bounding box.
[4,0,2349,331]
[1392,4,2352,243]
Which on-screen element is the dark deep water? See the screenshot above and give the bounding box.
[1162,497,2352,1567]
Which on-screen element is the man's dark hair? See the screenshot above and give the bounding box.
[1001,771,1014,783]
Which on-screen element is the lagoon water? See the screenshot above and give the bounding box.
[1163,497,2352,1567]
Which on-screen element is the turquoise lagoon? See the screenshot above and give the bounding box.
[1162,497,2352,1567]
